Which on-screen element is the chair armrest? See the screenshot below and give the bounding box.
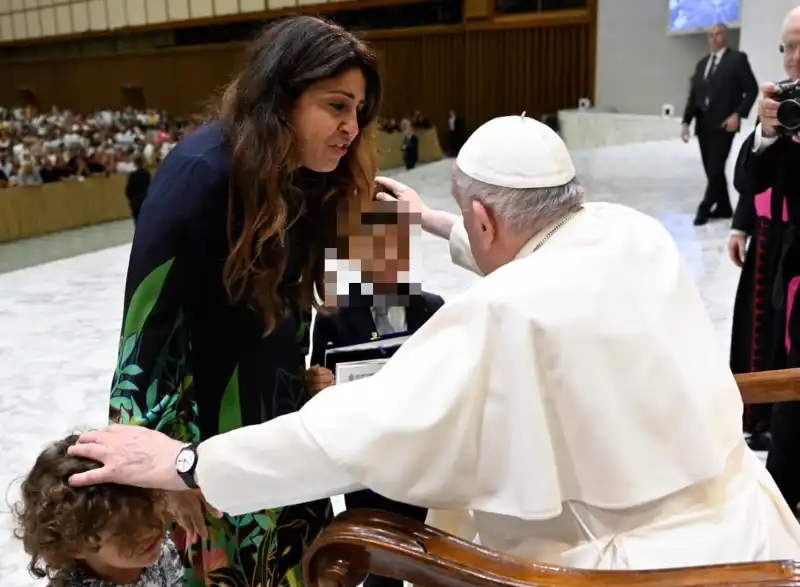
[736,368,800,404]
[304,510,800,587]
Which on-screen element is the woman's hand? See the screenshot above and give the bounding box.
[166,491,222,543]
[307,365,335,396]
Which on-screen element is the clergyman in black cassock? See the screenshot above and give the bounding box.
[734,122,800,512]
[728,185,785,450]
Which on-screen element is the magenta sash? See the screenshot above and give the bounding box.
[754,188,789,221]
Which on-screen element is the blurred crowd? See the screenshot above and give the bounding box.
[0,105,456,188]
[377,109,432,134]
[377,108,464,168]
[0,106,191,189]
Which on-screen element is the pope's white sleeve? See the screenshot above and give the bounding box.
[197,292,495,516]
[448,217,483,276]
[195,411,364,515]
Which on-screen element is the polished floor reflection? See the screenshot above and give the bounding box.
[0,135,748,585]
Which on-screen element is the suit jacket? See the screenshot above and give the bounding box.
[402,134,419,168]
[310,291,444,367]
[682,49,758,134]
[125,167,152,220]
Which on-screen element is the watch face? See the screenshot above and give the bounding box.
[176,449,196,474]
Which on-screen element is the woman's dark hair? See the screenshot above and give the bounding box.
[12,435,167,587]
[216,15,382,333]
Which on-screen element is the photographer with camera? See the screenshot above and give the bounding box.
[733,5,800,516]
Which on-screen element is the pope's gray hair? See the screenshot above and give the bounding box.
[453,166,586,234]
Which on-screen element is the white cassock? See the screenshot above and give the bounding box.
[196,202,800,569]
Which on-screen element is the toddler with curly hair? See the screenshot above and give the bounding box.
[13,434,184,587]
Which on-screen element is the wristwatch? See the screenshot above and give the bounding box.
[175,443,200,490]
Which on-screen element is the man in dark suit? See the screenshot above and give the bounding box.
[447,109,466,157]
[125,154,151,223]
[682,23,758,226]
[732,5,800,512]
[401,120,420,170]
[307,199,444,587]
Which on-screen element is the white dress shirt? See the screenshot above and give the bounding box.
[752,123,779,154]
[370,306,407,335]
[704,48,726,79]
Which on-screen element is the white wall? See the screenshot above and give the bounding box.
[595,0,739,116]
[739,0,798,121]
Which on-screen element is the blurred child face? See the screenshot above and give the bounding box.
[346,205,411,286]
[80,518,166,579]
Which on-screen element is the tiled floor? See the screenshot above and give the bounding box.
[0,135,754,585]
[0,219,134,275]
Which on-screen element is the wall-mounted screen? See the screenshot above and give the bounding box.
[668,0,740,35]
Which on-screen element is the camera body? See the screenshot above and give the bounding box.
[773,80,800,135]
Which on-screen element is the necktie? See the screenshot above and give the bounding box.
[373,306,394,336]
[706,54,717,79]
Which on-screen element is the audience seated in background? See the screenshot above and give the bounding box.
[0,105,188,189]
[0,105,437,190]
[378,109,432,134]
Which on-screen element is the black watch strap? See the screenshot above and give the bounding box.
[175,443,200,490]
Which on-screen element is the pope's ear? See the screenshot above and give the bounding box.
[471,199,495,235]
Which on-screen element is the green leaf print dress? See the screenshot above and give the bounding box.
[109,122,332,587]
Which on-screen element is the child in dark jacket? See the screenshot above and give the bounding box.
[306,197,444,587]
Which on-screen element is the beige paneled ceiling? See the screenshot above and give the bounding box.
[0,0,341,41]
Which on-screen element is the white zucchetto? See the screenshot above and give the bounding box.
[456,114,576,189]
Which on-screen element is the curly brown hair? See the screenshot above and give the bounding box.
[215,15,381,334]
[12,434,167,587]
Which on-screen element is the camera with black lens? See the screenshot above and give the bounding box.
[773,80,800,135]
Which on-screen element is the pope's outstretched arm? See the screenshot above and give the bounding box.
[194,409,364,516]
[374,175,482,276]
[447,216,482,275]
[193,294,493,516]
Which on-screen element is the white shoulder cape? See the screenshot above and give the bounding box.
[298,202,743,519]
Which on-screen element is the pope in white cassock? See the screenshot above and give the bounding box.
[70,115,800,570]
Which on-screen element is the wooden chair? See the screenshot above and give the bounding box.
[736,368,800,404]
[303,369,800,587]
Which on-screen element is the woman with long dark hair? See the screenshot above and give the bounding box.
[108,16,381,586]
